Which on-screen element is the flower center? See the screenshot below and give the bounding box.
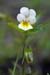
[21,21,30,27]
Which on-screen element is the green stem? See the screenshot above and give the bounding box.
[11,32,27,75]
[22,33,27,75]
[11,58,17,75]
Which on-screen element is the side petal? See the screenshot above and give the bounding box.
[28,16,36,24]
[17,13,25,22]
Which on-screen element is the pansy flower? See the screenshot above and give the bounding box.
[17,7,36,31]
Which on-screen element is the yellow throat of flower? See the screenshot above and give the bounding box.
[20,21,31,28]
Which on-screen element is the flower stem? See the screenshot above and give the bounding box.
[11,58,17,75]
[11,32,27,75]
[22,32,27,75]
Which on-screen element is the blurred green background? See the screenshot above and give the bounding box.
[0,0,50,61]
[0,0,50,74]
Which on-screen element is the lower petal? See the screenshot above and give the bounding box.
[18,24,33,31]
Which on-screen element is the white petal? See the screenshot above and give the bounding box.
[17,14,25,22]
[30,9,36,16]
[20,7,29,17]
[28,16,36,24]
[18,24,33,31]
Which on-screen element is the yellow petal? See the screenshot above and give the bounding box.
[18,21,33,31]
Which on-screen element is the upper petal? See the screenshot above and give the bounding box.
[29,9,36,17]
[17,13,25,22]
[20,7,29,17]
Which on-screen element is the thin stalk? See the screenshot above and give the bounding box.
[11,58,17,75]
[22,33,27,75]
[11,32,27,75]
